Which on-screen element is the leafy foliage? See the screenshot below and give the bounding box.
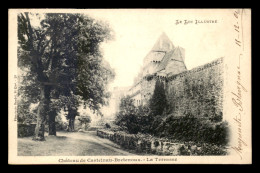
[17,13,115,137]
[153,113,229,145]
[115,96,151,134]
[78,115,92,125]
[17,99,37,124]
[149,79,167,117]
[115,96,139,133]
[78,114,92,130]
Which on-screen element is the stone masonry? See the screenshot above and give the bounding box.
[126,32,224,119]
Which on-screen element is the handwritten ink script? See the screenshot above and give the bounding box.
[175,19,217,25]
[231,9,248,160]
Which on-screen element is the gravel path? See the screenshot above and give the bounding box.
[18,131,136,156]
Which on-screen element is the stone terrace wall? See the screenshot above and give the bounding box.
[166,57,224,118]
[97,129,228,155]
[97,129,183,155]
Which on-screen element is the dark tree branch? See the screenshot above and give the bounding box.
[19,14,30,41]
[24,13,35,50]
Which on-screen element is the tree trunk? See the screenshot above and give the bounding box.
[48,111,56,136]
[68,117,75,132]
[68,119,71,132]
[33,85,50,141]
[72,119,75,131]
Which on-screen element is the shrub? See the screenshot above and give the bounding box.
[105,123,111,128]
[78,115,92,130]
[158,114,229,146]
[178,142,227,155]
[115,96,151,134]
[17,102,37,124]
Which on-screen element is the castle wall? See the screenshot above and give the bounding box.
[141,75,167,105]
[141,76,157,105]
[132,93,142,107]
[166,57,224,118]
[128,82,142,107]
[165,60,186,75]
[143,62,161,76]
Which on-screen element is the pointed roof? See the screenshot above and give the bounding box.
[157,50,175,71]
[151,32,175,52]
[172,46,185,62]
[157,46,186,71]
[143,32,175,65]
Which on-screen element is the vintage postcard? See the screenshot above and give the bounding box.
[8,9,251,164]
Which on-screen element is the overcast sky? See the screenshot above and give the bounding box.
[84,9,230,90]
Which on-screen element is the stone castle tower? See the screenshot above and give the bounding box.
[142,32,187,77]
[128,32,187,106]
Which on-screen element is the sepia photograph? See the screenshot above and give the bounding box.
[8,9,251,164]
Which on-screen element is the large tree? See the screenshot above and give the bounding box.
[18,13,115,140]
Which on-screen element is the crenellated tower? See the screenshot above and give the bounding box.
[142,32,175,77]
[129,32,188,106]
[142,32,187,78]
